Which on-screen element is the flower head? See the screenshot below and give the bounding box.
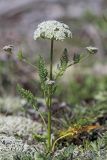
[86,46,98,54]
[34,20,72,41]
[3,45,13,53]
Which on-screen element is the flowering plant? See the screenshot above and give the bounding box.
[16,20,98,153]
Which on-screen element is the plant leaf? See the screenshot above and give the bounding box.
[33,134,47,142]
[38,56,48,83]
[73,53,81,64]
[60,48,69,69]
[17,84,38,110]
[17,50,25,61]
[52,124,100,152]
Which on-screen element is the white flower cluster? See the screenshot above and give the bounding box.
[0,135,35,160]
[0,116,42,141]
[34,20,72,41]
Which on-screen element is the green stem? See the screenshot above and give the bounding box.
[32,104,47,130]
[47,39,54,151]
[38,110,47,129]
[68,53,92,68]
[23,58,37,69]
[50,39,54,80]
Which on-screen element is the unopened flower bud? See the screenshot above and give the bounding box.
[3,45,13,54]
[86,46,98,54]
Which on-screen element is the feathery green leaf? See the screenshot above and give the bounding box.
[38,56,48,83]
[60,48,69,69]
[17,84,38,110]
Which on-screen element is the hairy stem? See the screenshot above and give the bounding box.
[47,39,54,151]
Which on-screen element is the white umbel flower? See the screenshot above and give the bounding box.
[34,20,72,41]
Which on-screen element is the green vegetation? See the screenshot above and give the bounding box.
[57,75,107,104]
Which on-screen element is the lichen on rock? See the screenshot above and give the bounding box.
[0,115,42,141]
[0,96,26,114]
[0,135,36,160]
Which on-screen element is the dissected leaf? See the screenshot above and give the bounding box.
[17,50,25,61]
[73,53,81,64]
[38,56,49,96]
[17,84,38,110]
[33,134,47,142]
[38,56,48,83]
[60,48,69,68]
[55,48,69,80]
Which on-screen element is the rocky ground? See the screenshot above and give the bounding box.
[0,88,107,159]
